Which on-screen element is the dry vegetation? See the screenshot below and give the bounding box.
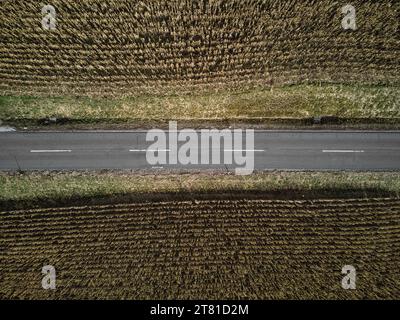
[1,0,399,299]
[1,85,399,125]
[1,171,400,207]
[0,172,399,299]
[0,0,399,96]
[1,198,399,299]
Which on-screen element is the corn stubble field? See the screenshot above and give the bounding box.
[1,198,399,299]
[0,0,399,96]
[1,0,400,300]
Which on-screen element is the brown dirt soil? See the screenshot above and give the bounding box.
[0,197,399,299]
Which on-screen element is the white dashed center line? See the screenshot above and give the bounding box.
[224,149,265,152]
[322,150,365,153]
[30,150,72,153]
[130,149,264,152]
[129,149,171,152]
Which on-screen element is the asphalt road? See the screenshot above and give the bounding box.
[0,131,399,171]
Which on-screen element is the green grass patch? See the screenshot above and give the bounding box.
[0,84,399,125]
[1,172,399,209]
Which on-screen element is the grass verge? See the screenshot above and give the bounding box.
[1,84,399,129]
[1,171,400,210]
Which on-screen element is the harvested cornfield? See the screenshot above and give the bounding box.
[0,0,399,96]
[1,197,399,299]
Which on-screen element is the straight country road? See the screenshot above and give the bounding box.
[1,131,400,171]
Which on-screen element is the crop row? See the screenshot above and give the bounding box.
[1,197,399,299]
[0,0,399,96]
